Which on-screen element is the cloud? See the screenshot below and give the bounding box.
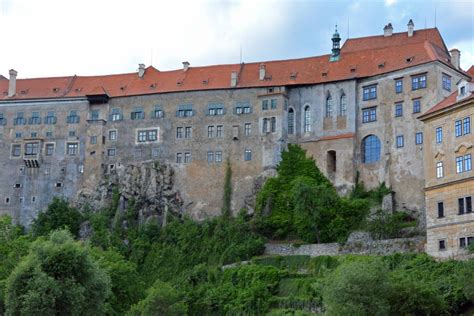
[385,0,397,6]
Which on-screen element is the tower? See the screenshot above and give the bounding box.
[330,25,341,62]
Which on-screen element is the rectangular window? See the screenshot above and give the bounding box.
[207,126,214,138]
[244,123,251,136]
[134,148,142,158]
[437,202,444,218]
[396,135,404,148]
[244,149,252,161]
[176,153,183,164]
[184,152,191,163]
[15,132,22,139]
[455,120,462,137]
[412,74,427,90]
[153,107,164,118]
[362,107,377,123]
[14,112,26,125]
[11,145,21,157]
[45,144,55,156]
[29,112,41,125]
[177,105,194,117]
[413,99,421,113]
[185,127,192,139]
[439,240,446,250]
[107,148,116,157]
[69,130,76,137]
[109,130,117,141]
[216,125,223,138]
[464,117,471,135]
[110,108,123,121]
[67,143,78,156]
[395,103,403,117]
[460,237,466,248]
[262,100,269,110]
[90,110,100,120]
[271,117,276,133]
[176,127,183,139]
[442,74,451,91]
[436,127,443,144]
[456,156,463,173]
[25,143,39,156]
[0,113,6,125]
[395,79,403,93]
[208,103,224,116]
[270,99,277,109]
[90,136,97,144]
[436,161,443,178]
[215,151,222,162]
[363,85,377,100]
[31,132,37,138]
[465,154,472,171]
[207,151,214,163]
[131,108,145,120]
[459,198,465,215]
[415,132,423,145]
[45,111,57,124]
[137,130,158,142]
[467,197,472,214]
[46,131,53,138]
[67,110,80,124]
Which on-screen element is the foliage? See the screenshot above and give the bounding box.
[222,159,232,217]
[367,209,414,240]
[5,230,110,315]
[32,198,83,238]
[127,281,187,316]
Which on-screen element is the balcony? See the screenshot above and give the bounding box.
[23,153,42,168]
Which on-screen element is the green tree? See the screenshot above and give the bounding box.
[32,198,83,237]
[222,159,232,217]
[5,230,110,315]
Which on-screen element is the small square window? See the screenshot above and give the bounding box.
[107,148,116,156]
[439,240,446,250]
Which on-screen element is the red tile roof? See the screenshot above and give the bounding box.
[0,28,467,101]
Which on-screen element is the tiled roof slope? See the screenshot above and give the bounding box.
[0,28,465,101]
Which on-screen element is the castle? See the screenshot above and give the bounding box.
[0,21,471,244]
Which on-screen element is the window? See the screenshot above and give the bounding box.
[90,110,100,120]
[0,113,6,125]
[455,120,462,137]
[46,131,53,138]
[304,106,311,132]
[107,148,116,157]
[339,94,347,116]
[207,126,214,138]
[216,125,223,138]
[262,100,269,110]
[215,151,222,162]
[14,112,26,125]
[152,148,159,157]
[67,110,80,124]
[235,101,251,115]
[90,136,97,144]
[45,111,57,124]
[464,117,471,135]
[415,132,423,145]
[439,240,446,251]
[109,130,117,141]
[134,148,142,158]
[413,99,421,113]
[271,99,277,109]
[362,135,381,163]
[31,132,37,138]
[363,85,377,101]
[11,144,21,157]
[131,108,145,120]
[411,74,427,90]
[271,117,276,133]
[325,95,333,117]
[207,151,214,163]
[456,156,464,173]
[67,143,78,156]
[396,135,404,148]
[110,108,123,121]
[436,127,443,144]
[152,107,164,118]
[362,107,377,123]
[245,123,251,136]
[436,162,444,178]
[177,105,194,117]
[137,129,158,142]
[395,79,403,94]
[176,127,183,139]
[208,103,225,116]
[25,143,39,156]
[46,144,55,156]
[395,103,403,117]
[465,154,472,171]
[459,237,473,248]
[232,125,239,140]
[263,118,269,133]
[29,111,41,125]
[437,202,444,218]
[244,149,252,161]
[184,152,191,163]
[176,153,183,164]
[442,74,451,91]
[460,86,466,95]
[185,127,192,139]
[288,108,294,134]
[68,130,76,137]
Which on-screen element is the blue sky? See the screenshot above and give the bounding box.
[0,0,472,78]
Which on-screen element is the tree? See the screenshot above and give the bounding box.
[32,198,83,237]
[222,159,232,217]
[5,230,110,315]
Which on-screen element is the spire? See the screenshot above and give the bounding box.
[330,24,341,62]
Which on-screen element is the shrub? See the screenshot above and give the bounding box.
[32,198,83,237]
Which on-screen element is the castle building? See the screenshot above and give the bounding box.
[419,68,474,259]
[0,21,471,227]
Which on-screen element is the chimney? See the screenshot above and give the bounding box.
[182,61,190,72]
[407,19,414,37]
[138,64,146,78]
[230,71,237,87]
[8,69,17,97]
[259,63,266,81]
[450,49,461,70]
[383,23,393,37]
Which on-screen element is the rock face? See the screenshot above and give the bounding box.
[77,161,183,226]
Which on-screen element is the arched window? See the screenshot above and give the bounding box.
[325,95,333,117]
[362,135,381,163]
[304,106,311,133]
[340,94,347,116]
[288,108,294,135]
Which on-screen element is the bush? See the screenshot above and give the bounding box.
[32,198,83,237]
[5,230,110,315]
[367,209,413,240]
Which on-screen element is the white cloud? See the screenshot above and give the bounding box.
[385,0,397,7]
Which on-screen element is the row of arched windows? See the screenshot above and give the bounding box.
[326,93,347,118]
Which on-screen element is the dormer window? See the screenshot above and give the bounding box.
[131,107,145,120]
[207,103,225,116]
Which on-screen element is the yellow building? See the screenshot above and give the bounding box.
[420,71,474,259]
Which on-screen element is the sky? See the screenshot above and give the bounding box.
[0,0,473,78]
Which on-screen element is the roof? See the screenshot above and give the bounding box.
[0,75,6,80]
[468,66,474,76]
[0,28,467,101]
